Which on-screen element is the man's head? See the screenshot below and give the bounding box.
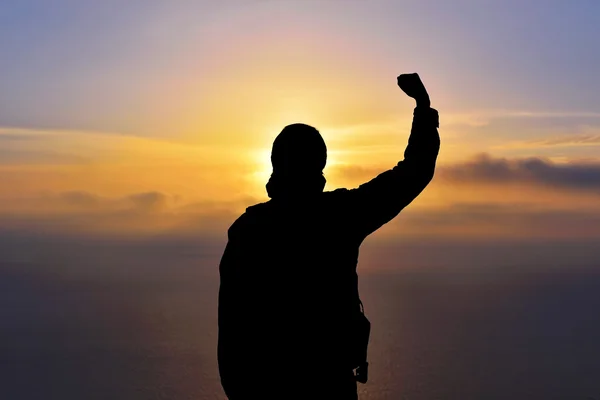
[266,123,327,198]
[270,123,327,176]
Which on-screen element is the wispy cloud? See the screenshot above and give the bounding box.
[442,110,600,129]
[438,153,600,193]
[501,111,600,119]
[0,189,261,237]
[0,150,90,165]
[373,201,600,241]
[496,133,600,150]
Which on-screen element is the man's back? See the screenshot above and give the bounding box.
[218,192,365,387]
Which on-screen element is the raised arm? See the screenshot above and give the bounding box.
[346,73,440,238]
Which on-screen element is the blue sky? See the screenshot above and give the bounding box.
[1,0,598,134]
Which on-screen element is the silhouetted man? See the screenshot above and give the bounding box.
[218,74,440,399]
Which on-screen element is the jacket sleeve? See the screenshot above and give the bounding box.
[346,107,440,239]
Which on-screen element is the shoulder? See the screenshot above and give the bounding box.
[320,188,356,210]
[322,187,355,202]
[227,200,273,238]
[245,200,272,214]
[322,188,350,198]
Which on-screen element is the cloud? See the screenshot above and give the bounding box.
[8,190,259,218]
[441,110,600,131]
[35,190,172,212]
[533,134,600,146]
[374,201,600,242]
[402,202,599,228]
[501,111,600,119]
[128,191,169,212]
[438,153,600,193]
[0,190,254,237]
[497,133,600,149]
[0,149,89,165]
[0,133,44,142]
[59,191,101,208]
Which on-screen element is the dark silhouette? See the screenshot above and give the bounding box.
[218,73,440,399]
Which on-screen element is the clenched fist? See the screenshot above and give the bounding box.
[397,73,430,108]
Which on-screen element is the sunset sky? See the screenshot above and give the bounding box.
[1,0,600,243]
